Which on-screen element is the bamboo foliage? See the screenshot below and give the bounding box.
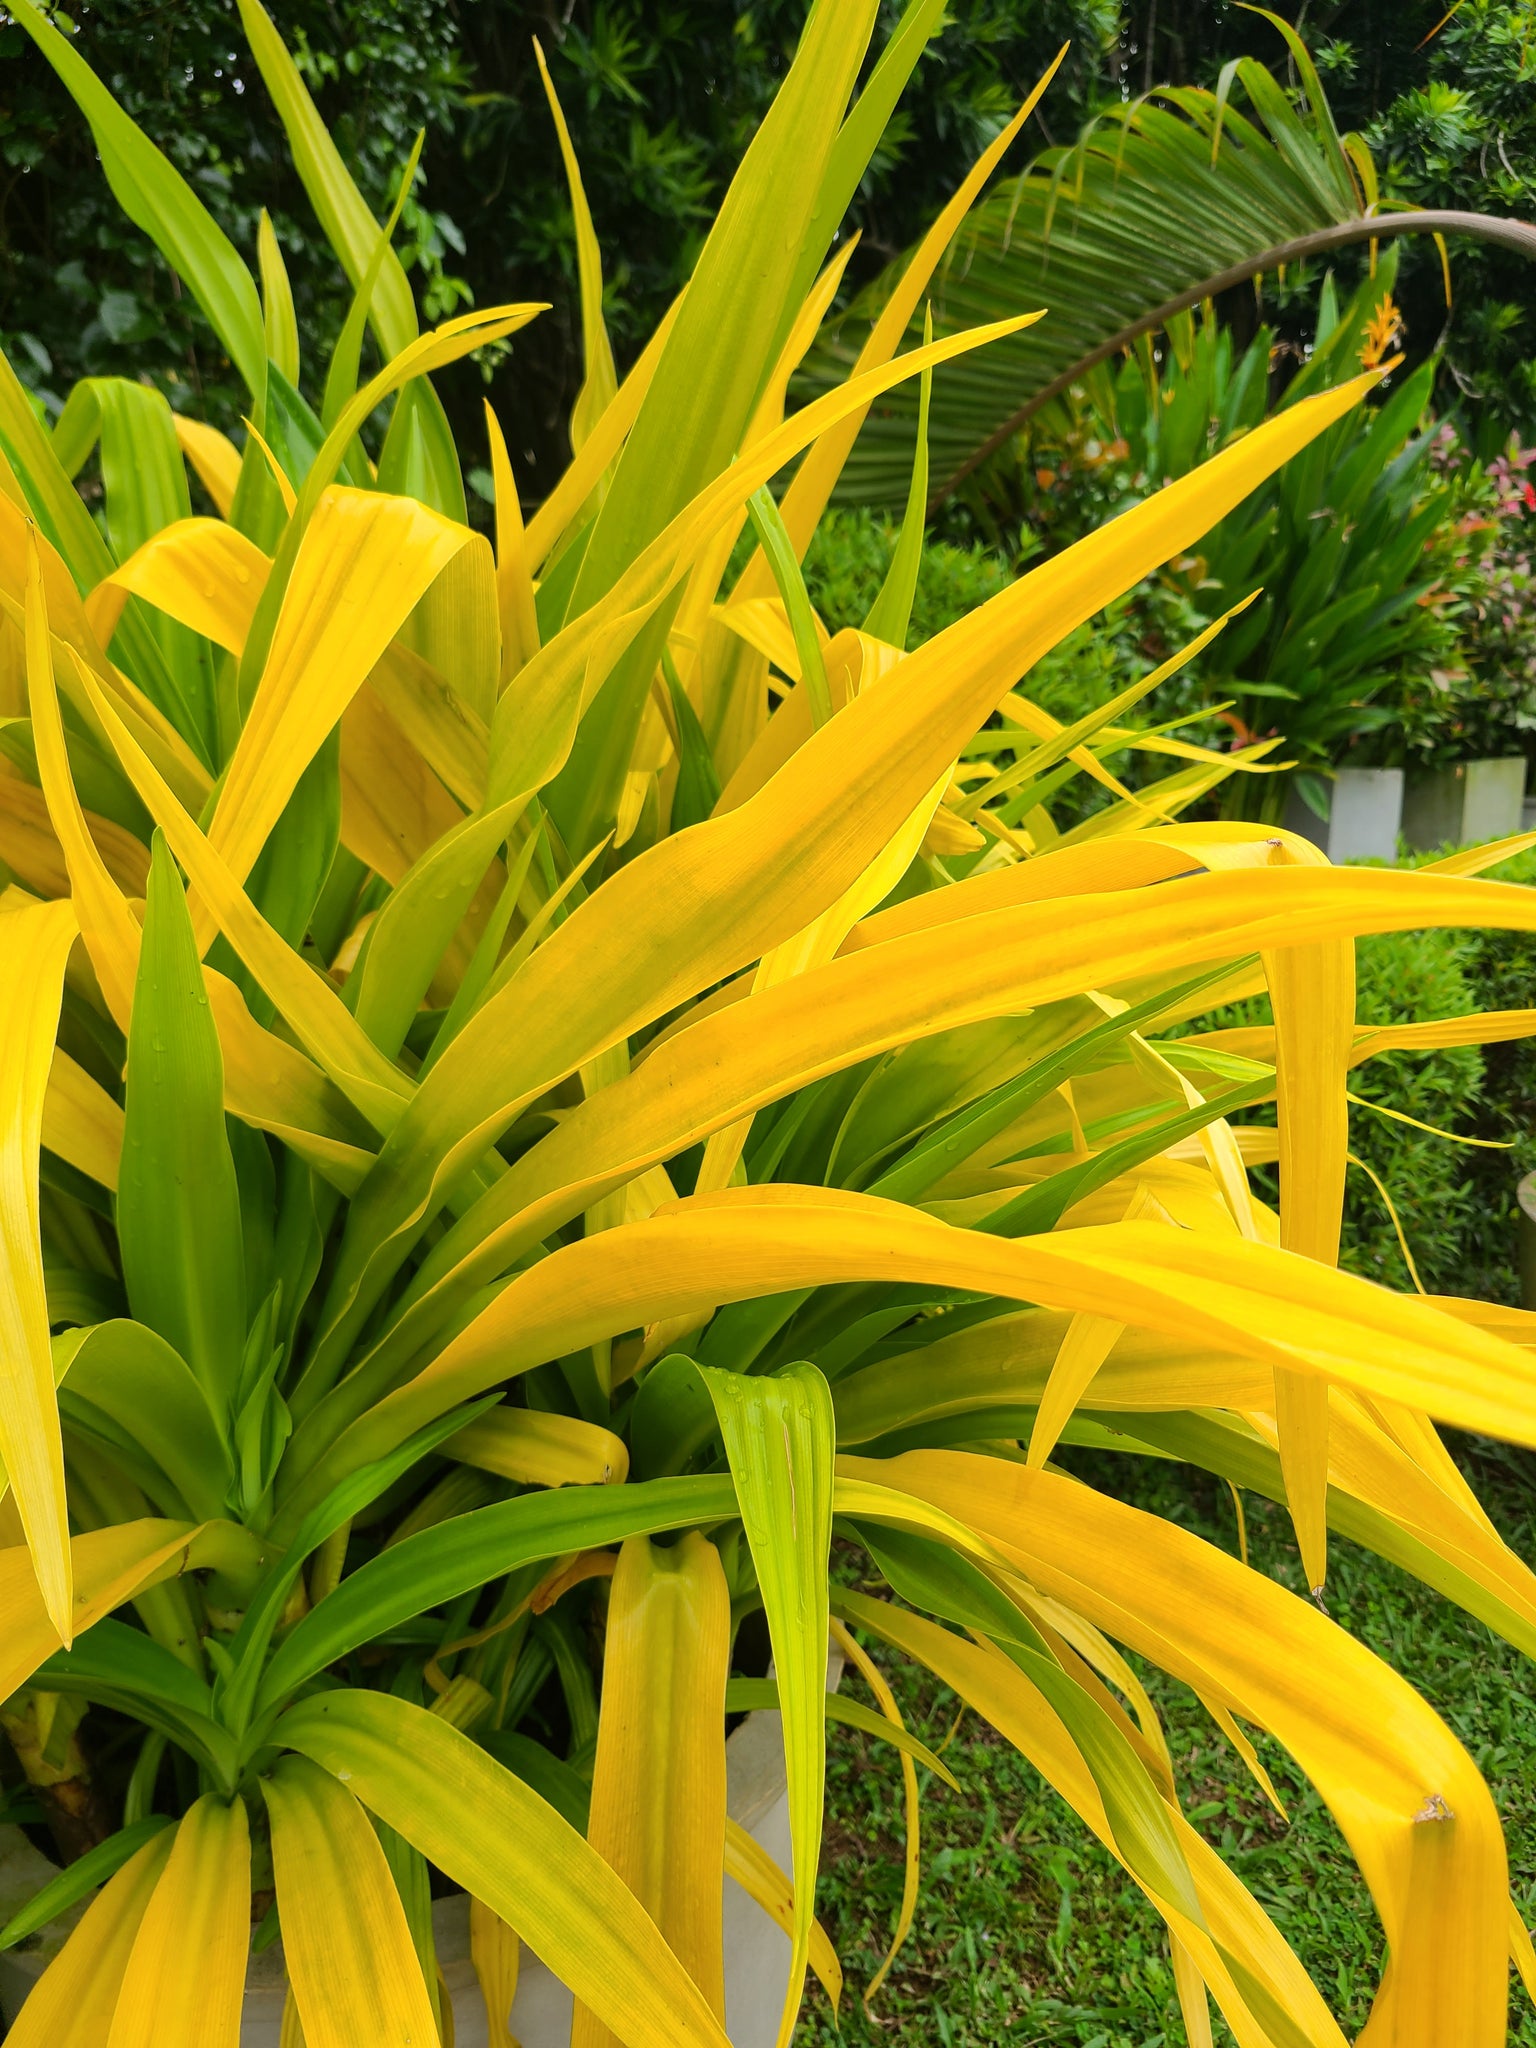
[0,3,1534,2044]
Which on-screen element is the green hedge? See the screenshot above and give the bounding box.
[1221,853,1535,1303]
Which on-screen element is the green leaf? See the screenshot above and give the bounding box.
[56,1320,231,1521]
[88,379,219,766]
[801,0,950,319]
[217,1398,502,1741]
[842,1539,1201,1926]
[234,0,415,359]
[545,0,880,849]
[352,798,524,1061]
[724,1677,961,1790]
[697,1361,834,2048]
[479,1730,592,1833]
[985,1071,1270,1238]
[6,0,266,407]
[257,209,300,385]
[868,962,1245,1206]
[239,731,342,971]
[257,1475,737,1720]
[747,485,833,728]
[861,304,933,649]
[36,1620,238,1783]
[320,133,424,435]
[117,834,246,1406]
[661,654,722,833]
[234,0,465,521]
[0,1816,172,1951]
[0,345,115,591]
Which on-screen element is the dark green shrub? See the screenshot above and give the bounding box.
[801,505,1013,649]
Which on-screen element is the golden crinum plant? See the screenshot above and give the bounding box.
[3,3,1536,2045]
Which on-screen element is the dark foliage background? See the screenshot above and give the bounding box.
[3,0,1534,492]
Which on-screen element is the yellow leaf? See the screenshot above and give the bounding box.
[534,38,618,454]
[522,294,683,576]
[860,1451,1507,2044]
[206,486,472,911]
[339,684,470,889]
[171,414,242,518]
[722,1819,842,2010]
[828,1614,918,2003]
[470,1896,521,2048]
[107,1795,250,2048]
[0,1519,204,1701]
[27,558,142,1030]
[444,1406,630,1488]
[399,531,500,728]
[99,517,271,654]
[573,1533,729,2048]
[296,1187,1536,1517]
[1027,1311,1124,1470]
[0,891,79,1636]
[0,755,149,902]
[4,1829,175,2048]
[749,56,1066,576]
[42,1046,123,1191]
[485,402,539,684]
[367,643,490,811]
[265,1755,440,2048]
[1264,934,1355,1591]
[69,651,413,1136]
[328,374,1376,1385]
[277,1689,733,2048]
[837,1580,1343,2048]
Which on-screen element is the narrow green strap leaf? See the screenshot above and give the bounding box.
[746,486,833,728]
[862,303,933,650]
[661,652,722,832]
[869,960,1246,1207]
[352,796,525,1062]
[697,1361,833,2048]
[320,132,425,435]
[842,1538,1203,1926]
[7,0,266,407]
[803,0,950,315]
[220,1396,501,1739]
[0,345,115,589]
[0,1816,173,1951]
[56,1319,232,1522]
[985,1072,1269,1238]
[723,1677,960,1791]
[234,0,416,359]
[257,1474,738,1718]
[49,382,102,482]
[118,834,246,1404]
[257,210,300,385]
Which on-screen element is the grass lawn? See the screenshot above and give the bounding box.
[799,1440,1536,2046]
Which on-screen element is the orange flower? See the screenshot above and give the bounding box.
[1359,291,1405,370]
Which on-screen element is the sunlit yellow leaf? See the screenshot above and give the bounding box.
[265,1755,439,2048]
[572,1533,729,2048]
[106,1794,250,2048]
[445,1406,629,1489]
[4,1829,175,2048]
[171,414,242,518]
[278,1689,732,2048]
[858,1450,1507,2044]
[0,887,79,1637]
